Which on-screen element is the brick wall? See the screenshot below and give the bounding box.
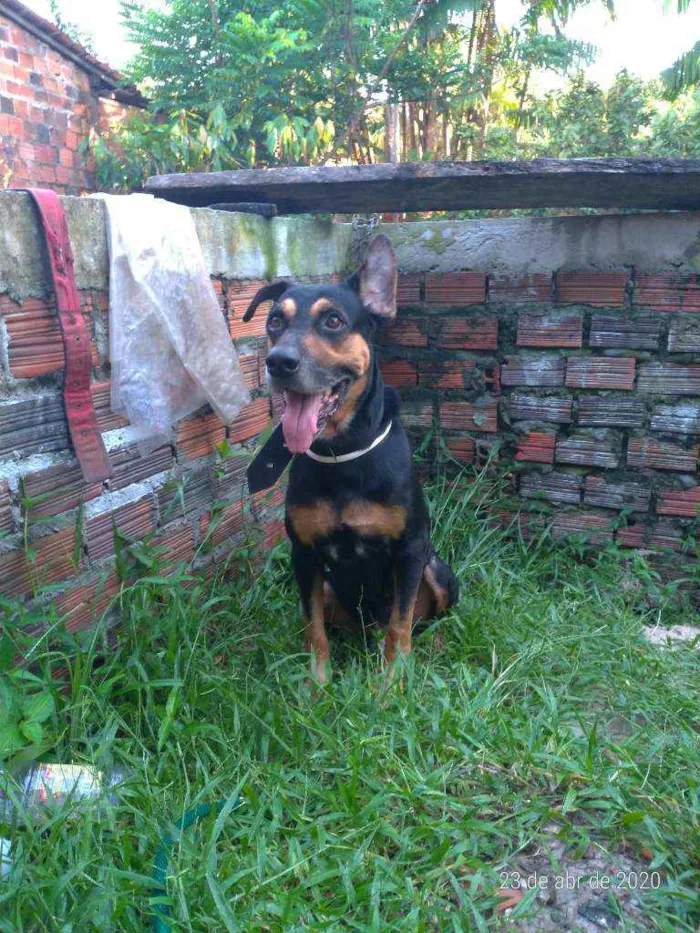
[380,264,700,560]
[0,12,138,194]
[0,194,352,631]
[2,195,700,631]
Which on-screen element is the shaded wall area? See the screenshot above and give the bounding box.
[378,215,700,567]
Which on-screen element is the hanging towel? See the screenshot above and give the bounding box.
[96,193,250,443]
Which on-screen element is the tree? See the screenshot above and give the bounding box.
[49,0,96,52]
[101,0,615,186]
[660,0,699,96]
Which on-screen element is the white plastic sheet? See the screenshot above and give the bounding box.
[96,194,250,443]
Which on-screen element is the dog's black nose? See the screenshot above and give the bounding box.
[267,347,300,379]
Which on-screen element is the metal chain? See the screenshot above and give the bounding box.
[351,213,381,265]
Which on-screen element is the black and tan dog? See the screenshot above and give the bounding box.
[244,235,458,682]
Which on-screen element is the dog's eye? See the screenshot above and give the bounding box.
[267,314,284,335]
[324,312,345,331]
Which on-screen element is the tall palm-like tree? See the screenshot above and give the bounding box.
[661,0,699,95]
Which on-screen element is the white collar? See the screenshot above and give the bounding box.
[305,420,393,464]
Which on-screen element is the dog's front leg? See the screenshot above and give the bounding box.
[292,545,330,683]
[384,545,426,668]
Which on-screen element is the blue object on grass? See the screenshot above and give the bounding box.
[152,798,240,932]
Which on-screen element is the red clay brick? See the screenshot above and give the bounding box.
[239,352,265,391]
[506,393,572,424]
[565,357,636,390]
[396,275,421,305]
[517,313,583,348]
[85,496,153,560]
[589,314,661,350]
[107,443,174,491]
[552,512,614,544]
[667,317,700,353]
[489,273,552,304]
[627,438,698,472]
[253,485,285,516]
[177,411,227,460]
[520,470,581,505]
[22,460,102,519]
[578,396,645,428]
[555,432,619,469]
[499,509,550,540]
[419,360,474,390]
[650,403,700,434]
[617,523,647,548]
[227,397,271,443]
[0,294,98,377]
[401,401,434,429]
[150,522,195,568]
[656,487,700,518]
[379,317,428,348]
[634,273,700,313]
[50,571,119,629]
[556,271,628,307]
[227,280,270,339]
[0,526,77,598]
[648,521,683,552]
[637,362,700,395]
[446,435,475,464]
[0,480,13,535]
[501,356,565,387]
[425,272,486,306]
[436,316,498,351]
[91,382,129,433]
[51,571,120,632]
[515,431,556,464]
[380,359,418,388]
[440,400,498,433]
[204,501,244,549]
[583,476,651,512]
[263,517,287,550]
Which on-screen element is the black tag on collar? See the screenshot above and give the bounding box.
[246,425,293,494]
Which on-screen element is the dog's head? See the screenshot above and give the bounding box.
[243,234,397,454]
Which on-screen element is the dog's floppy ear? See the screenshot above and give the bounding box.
[242,280,290,322]
[346,234,398,319]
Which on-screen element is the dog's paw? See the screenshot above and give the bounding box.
[309,656,331,685]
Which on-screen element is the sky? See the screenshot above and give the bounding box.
[21,0,700,87]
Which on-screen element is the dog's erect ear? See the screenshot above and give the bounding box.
[347,234,398,319]
[242,280,290,322]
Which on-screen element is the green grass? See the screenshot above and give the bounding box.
[0,474,699,932]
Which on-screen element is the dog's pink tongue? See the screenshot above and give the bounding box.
[282,391,324,454]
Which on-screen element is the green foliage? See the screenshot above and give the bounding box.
[48,0,96,53]
[0,666,56,760]
[90,1,699,189]
[662,39,700,97]
[89,107,241,191]
[91,0,619,186]
[646,88,700,157]
[520,71,656,158]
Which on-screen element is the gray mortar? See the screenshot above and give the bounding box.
[379,212,700,275]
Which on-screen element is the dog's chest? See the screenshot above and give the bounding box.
[287,498,406,548]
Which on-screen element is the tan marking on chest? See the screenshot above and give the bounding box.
[340,501,407,539]
[288,500,337,545]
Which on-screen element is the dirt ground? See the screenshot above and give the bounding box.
[500,824,658,931]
